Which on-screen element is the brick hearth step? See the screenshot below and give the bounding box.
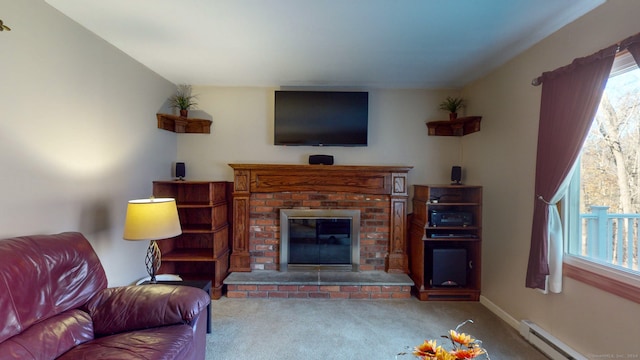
[224,271,413,299]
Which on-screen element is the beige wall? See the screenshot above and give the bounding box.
[463,0,640,355]
[177,87,464,193]
[0,0,177,286]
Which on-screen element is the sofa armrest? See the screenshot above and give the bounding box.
[85,284,210,336]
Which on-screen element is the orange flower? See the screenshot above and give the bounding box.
[450,346,486,359]
[413,339,438,357]
[412,344,459,360]
[402,320,489,360]
[448,330,475,346]
[436,347,457,360]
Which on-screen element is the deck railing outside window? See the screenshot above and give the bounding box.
[576,205,640,272]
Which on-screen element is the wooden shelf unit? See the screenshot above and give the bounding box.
[156,113,212,133]
[409,185,482,301]
[153,181,230,299]
[426,116,481,136]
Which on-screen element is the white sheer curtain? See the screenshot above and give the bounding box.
[542,164,578,293]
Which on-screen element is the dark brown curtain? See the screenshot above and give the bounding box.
[526,45,617,290]
[621,33,640,65]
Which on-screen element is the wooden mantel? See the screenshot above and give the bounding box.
[228,164,413,273]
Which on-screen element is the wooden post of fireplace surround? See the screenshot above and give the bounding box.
[228,164,412,273]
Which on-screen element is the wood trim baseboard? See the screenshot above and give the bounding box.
[563,262,640,304]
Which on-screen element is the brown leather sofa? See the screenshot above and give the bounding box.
[0,232,210,360]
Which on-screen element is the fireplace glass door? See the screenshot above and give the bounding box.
[289,219,352,265]
[280,209,360,271]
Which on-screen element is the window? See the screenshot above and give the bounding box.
[565,50,640,300]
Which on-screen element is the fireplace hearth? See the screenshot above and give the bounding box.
[280,209,360,271]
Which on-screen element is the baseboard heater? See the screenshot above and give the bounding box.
[519,320,586,360]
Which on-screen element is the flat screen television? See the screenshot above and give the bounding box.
[274,91,368,146]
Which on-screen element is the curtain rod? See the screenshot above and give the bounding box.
[531,45,621,87]
[531,34,635,87]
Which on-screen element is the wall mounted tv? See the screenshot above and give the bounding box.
[274,90,369,147]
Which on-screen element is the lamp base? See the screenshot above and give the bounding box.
[145,240,162,283]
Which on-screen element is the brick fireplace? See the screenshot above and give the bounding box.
[228,164,412,274]
[225,164,413,299]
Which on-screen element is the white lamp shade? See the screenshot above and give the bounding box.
[123,198,182,241]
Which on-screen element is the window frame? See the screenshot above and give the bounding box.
[563,51,640,303]
[563,258,640,303]
[564,179,640,303]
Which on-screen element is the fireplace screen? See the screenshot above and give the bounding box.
[280,209,360,271]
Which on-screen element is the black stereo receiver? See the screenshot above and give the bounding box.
[430,211,473,227]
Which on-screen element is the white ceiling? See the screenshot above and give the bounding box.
[46,0,605,89]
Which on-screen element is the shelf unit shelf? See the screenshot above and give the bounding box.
[181,228,217,234]
[428,202,481,206]
[409,184,482,301]
[426,116,482,136]
[163,248,219,262]
[423,238,480,242]
[156,113,212,134]
[153,181,231,299]
[425,226,480,231]
[177,202,215,208]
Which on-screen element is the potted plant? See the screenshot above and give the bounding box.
[169,84,198,117]
[439,96,465,120]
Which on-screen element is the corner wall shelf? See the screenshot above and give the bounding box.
[157,113,212,134]
[426,116,482,136]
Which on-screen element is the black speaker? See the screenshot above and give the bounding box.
[432,248,467,287]
[451,166,462,185]
[309,155,334,165]
[175,162,186,180]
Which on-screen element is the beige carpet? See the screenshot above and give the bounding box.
[205,297,547,360]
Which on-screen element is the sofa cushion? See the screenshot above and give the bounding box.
[0,309,93,360]
[57,324,194,360]
[0,232,107,343]
[85,284,210,336]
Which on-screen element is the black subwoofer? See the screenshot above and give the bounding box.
[432,248,467,287]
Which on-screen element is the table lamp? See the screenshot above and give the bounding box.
[123,197,182,283]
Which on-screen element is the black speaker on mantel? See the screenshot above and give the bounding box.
[451,166,462,185]
[309,155,334,165]
[175,162,186,180]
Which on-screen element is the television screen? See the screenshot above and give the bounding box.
[274,91,368,146]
